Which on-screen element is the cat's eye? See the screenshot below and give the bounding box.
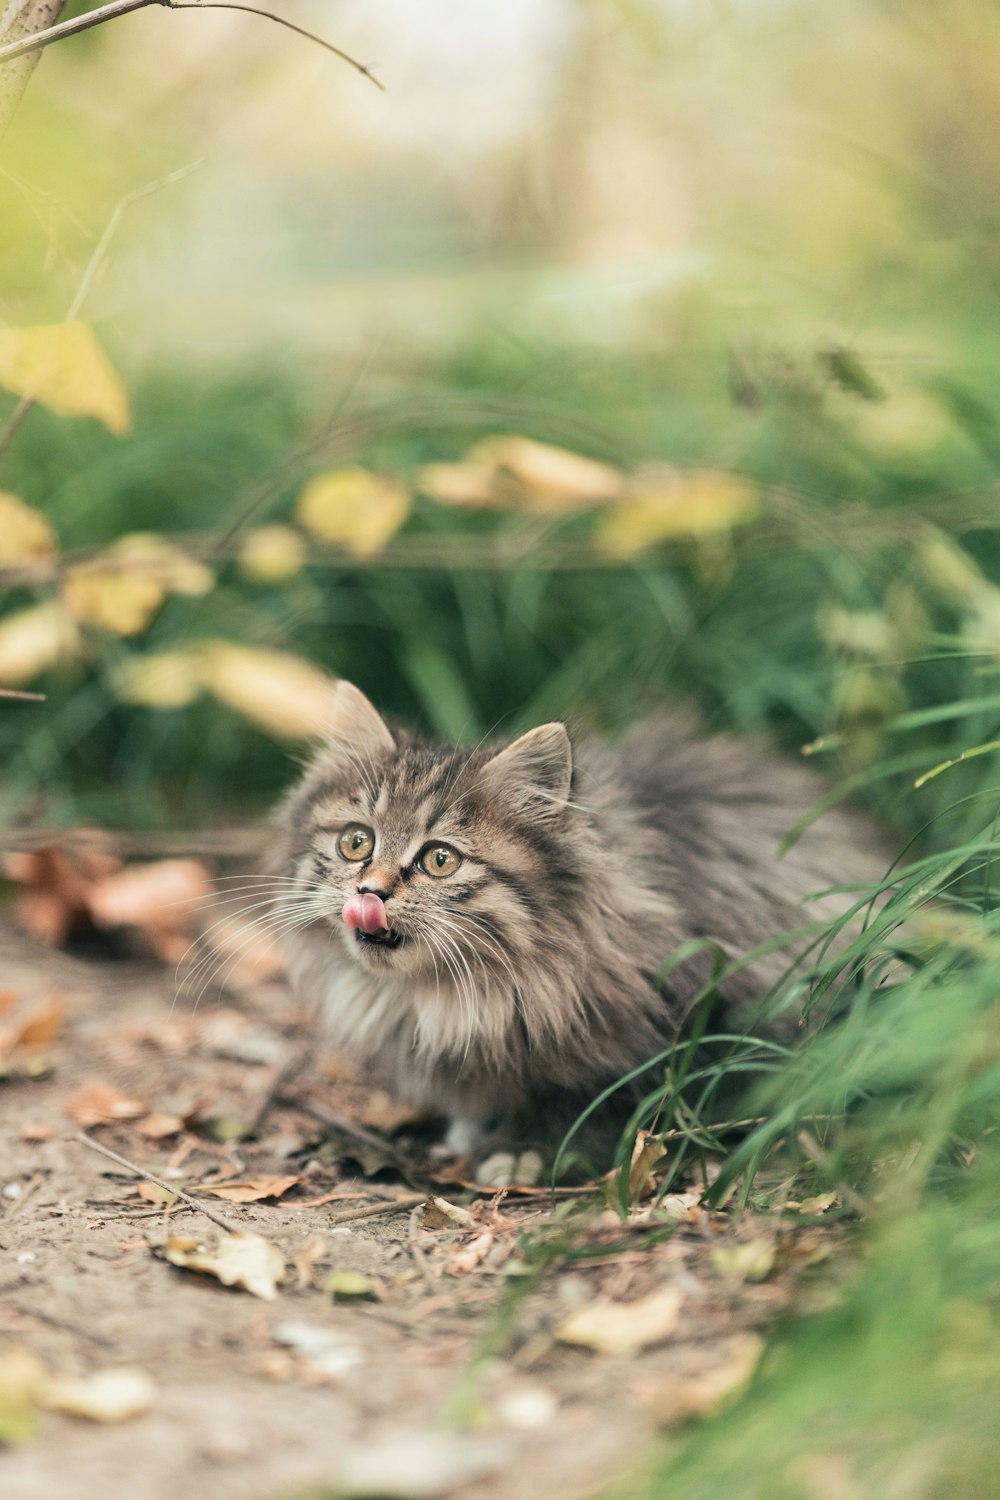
[418,844,462,879]
[336,825,375,862]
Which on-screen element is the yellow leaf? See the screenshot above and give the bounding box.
[201,641,333,739]
[0,493,58,567]
[0,601,79,685]
[0,1345,47,1444]
[627,1128,668,1203]
[0,322,130,435]
[238,524,306,582]
[710,1238,776,1283]
[418,461,500,509]
[160,1230,285,1300]
[556,1287,683,1356]
[468,435,624,509]
[297,468,410,558]
[63,535,212,637]
[598,469,758,559]
[113,649,204,708]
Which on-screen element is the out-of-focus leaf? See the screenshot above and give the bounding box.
[4,844,119,946]
[158,1230,285,1300]
[203,1174,301,1203]
[0,493,58,567]
[326,1271,377,1301]
[649,1333,764,1427]
[418,461,500,508]
[0,601,79,685]
[63,535,212,638]
[66,1081,146,1127]
[627,1128,668,1203]
[238,525,306,582]
[467,435,624,509]
[86,858,213,964]
[556,1286,683,1356]
[0,1346,46,1444]
[113,649,204,709]
[297,468,410,558]
[41,1367,155,1423]
[0,994,65,1052]
[273,1321,364,1378]
[711,1238,776,1283]
[201,641,333,739]
[597,469,758,558]
[0,322,130,435]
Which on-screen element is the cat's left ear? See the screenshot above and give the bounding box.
[478,723,573,820]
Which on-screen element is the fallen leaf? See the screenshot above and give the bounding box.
[326,1271,377,1301]
[297,468,410,558]
[66,1082,146,1127]
[202,1174,302,1203]
[468,435,624,509]
[447,1231,495,1276]
[0,993,65,1056]
[0,1345,46,1444]
[159,1231,285,1300]
[786,1192,837,1216]
[597,468,758,559]
[0,493,58,568]
[20,1122,53,1142]
[421,1196,475,1231]
[711,1238,776,1283]
[200,641,335,739]
[137,1183,179,1207]
[135,1114,185,1141]
[0,322,130,434]
[556,1286,683,1356]
[4,843,117,945]
[86,858,213,964]
[41,1367,155,1422]
[627,1129,668,1203]
[273,1321,364,1378]
[238,525,306,582]
[648,1333,764,1426]
[0,601,79,686]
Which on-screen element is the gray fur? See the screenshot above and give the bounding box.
[270,681,888,1151]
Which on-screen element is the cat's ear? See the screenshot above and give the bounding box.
[479,723,572,819]
[326,680,394,757]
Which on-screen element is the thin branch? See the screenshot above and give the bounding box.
[75,1130,242,1234]
[0,0,383,90]
[0,686,45,700]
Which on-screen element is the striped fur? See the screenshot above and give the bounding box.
[271,681,889,1153]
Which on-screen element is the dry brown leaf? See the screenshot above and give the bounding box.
[86,858,213,965]
[0,493,58,568]
[12,994,65,1049]
[356,1088,423,1133]
[468,436,624,509]
[0,322,130,434]
[0,601,79,686]
[41,1367,155,1422]
[447,1231,495,1276]
[66,1082,146,1128]
[195,911,285,987]
[159,1230,286,1300]
[137,1183,179,1207]
[556,1286,684,1357]
[291,1234,330,1290]
[297,468,411,558]
[4,845,111,945]
[627,1129,668,1203]
[202,1174,302,1203]
[135,1113,185,1141]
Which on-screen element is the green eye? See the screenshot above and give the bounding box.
[418,844,462,879]
[337,825,374,862]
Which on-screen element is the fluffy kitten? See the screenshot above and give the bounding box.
[271,681,887,1158]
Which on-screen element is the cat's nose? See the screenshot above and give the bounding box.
[357,884,392,901]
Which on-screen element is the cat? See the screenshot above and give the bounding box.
[269,680,889,1166]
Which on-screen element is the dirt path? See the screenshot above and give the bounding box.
[0,927,833,1500]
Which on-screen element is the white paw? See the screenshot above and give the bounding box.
[476,1149,544,1188]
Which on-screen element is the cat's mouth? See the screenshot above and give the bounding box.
[354,927,404,951]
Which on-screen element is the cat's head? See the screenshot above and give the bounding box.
[278,681,577,983]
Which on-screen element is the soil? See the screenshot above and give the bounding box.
[0,923,837,1500]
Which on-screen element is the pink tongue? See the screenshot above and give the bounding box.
[342,892,390,935]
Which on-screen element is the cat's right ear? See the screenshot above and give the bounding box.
[326,680,395,757]
[478,722,572,820]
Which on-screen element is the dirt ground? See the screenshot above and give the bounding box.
[0,921,838,1500]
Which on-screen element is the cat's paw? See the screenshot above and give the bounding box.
[475,1148,544,1188]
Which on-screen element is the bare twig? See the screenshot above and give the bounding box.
[0,1,67,142]
[0,158,204,463]
[0,687,45,701]
[322,1194,426,1228]
[0,0,383,90]
[75,1130,241,1234]
[0,825,266,856]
